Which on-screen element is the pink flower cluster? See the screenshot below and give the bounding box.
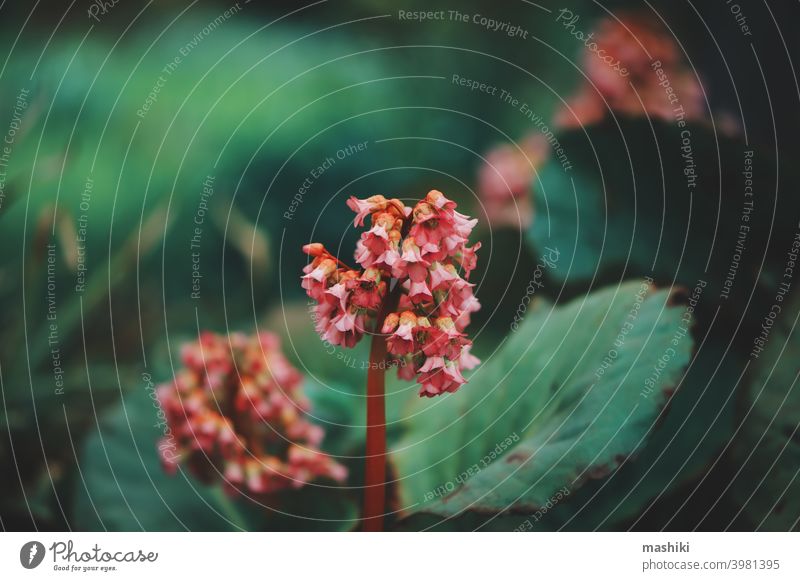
[477,133,550,230]
[157,331,347,496]
[302,190,481,396]
[554,13,705,128]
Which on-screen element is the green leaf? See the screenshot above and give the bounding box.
[392,280,693,523]
[73,385,249,531]
[528,119,796,328]
[730,294,800,530]
[541,341,738,530]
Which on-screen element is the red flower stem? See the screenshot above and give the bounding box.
[363,282,402,532]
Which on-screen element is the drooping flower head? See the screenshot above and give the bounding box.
[554,12,705,128]
[302,190,481,397]
[157,331,346,496]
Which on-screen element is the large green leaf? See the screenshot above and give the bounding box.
[73,380,357,531]
[536,341,738,530]
[729,294,800,530]
[393,280,693,524]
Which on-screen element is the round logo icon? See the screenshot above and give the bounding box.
[20,541,46,569]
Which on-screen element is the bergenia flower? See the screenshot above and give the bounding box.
[156,331,346,496]
[477,134,549,230]
[554,12,706,128]
[302,190,481,397]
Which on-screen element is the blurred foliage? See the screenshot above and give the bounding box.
[528,118,798,338]
[729,294,800,531]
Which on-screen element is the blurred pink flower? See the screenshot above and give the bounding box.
[157,331,346,496]
[554,13,706,128]
[477,134,550,230]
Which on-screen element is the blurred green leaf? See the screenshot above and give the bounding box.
[729,294,800,531]
[528,119,796,333]
[74,384,254,531]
